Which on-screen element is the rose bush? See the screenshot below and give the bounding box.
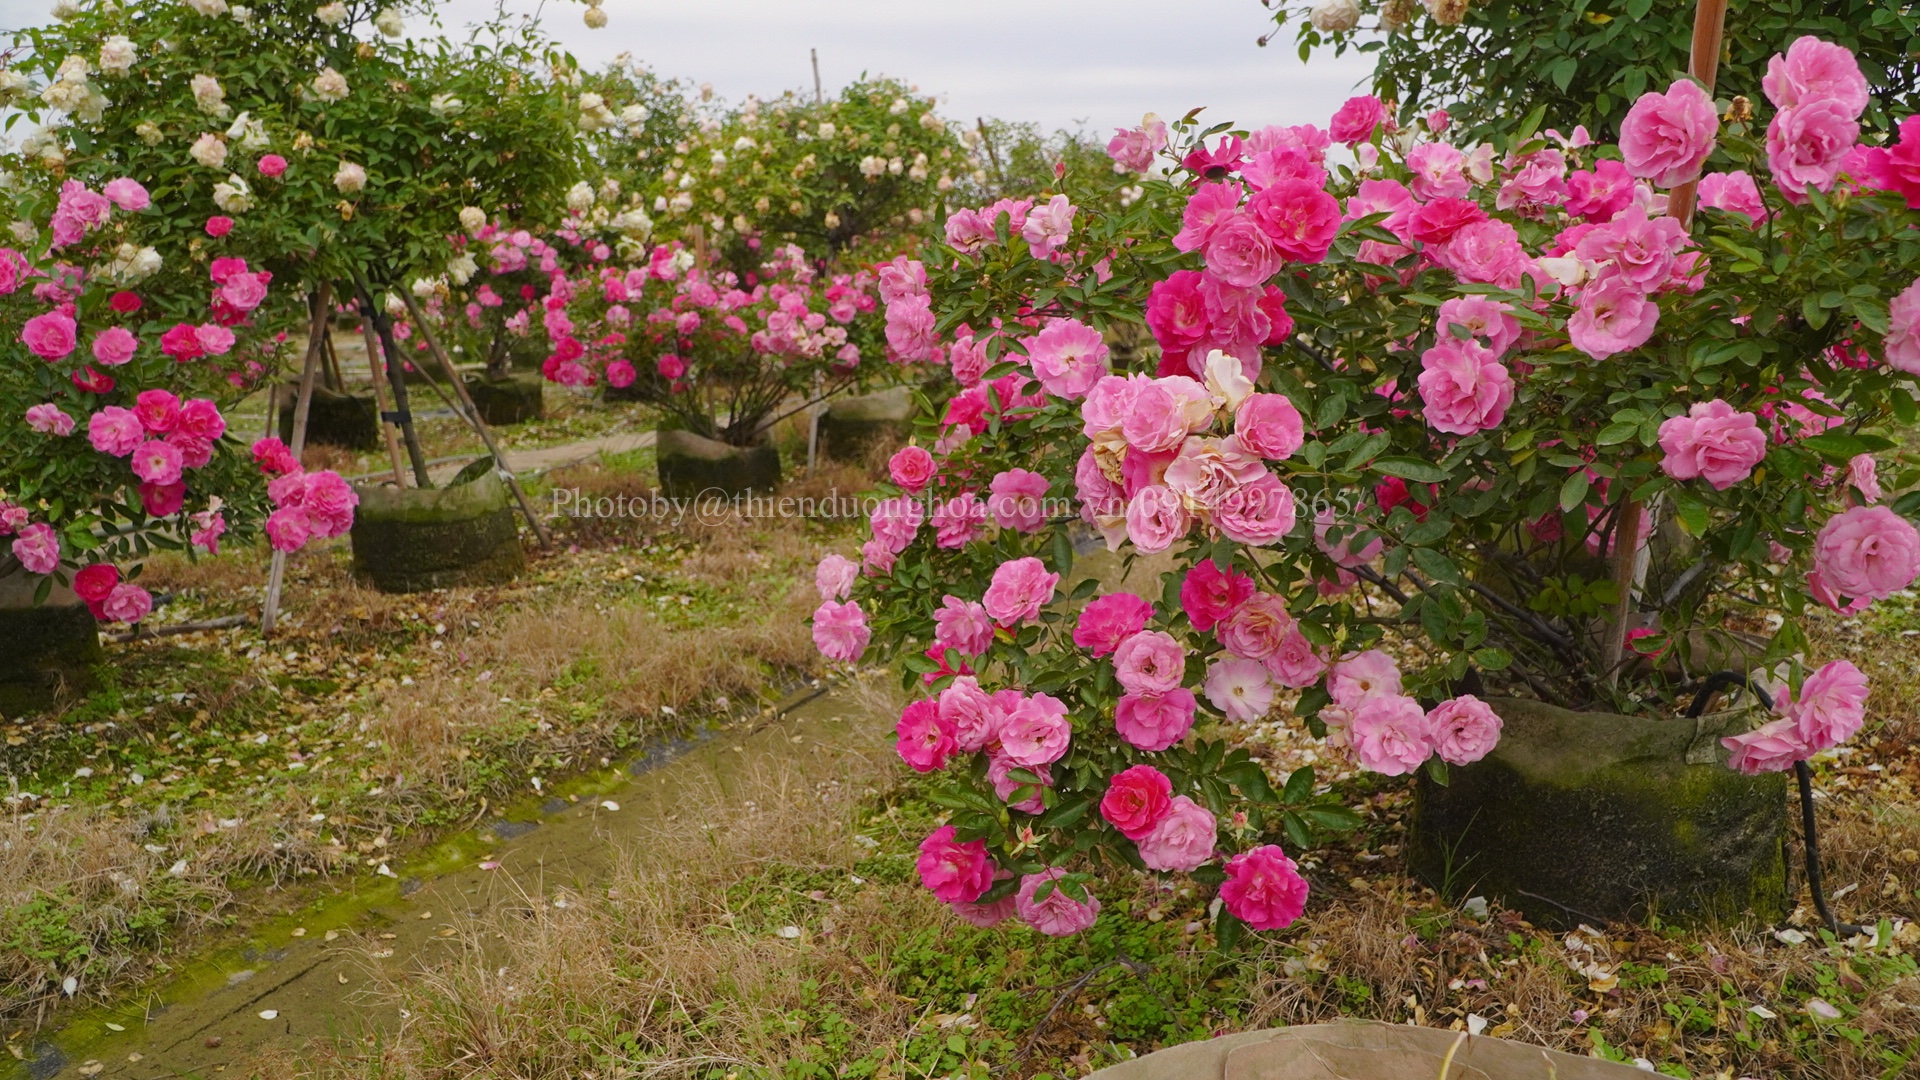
[810,36,1920,940]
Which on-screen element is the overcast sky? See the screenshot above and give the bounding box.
[2,0,1378,137]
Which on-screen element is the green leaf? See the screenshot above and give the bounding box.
[1595,421,1639,446]
[1373,456,1450,483]
[1559,472,1590,512]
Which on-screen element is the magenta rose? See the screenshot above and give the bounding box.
[72,563,120,603]
[1618,77,1718,188]
[1220,845,1308,930]
[888,445,937,493]
[1246,179,1342,265]
[1658,400,1768,490]
[1100,764,1173,840]
[1811,505,1920,604]
[1113,630,1186,695]
[1235,393,1305,460]
[1114,688,1197,752]
[1417,337,1513,435]
[176,399,226,441]
[1408,197,1487,246]
[982,556,1059,625]
[139,481,186,518]
[1328,94,1386,144]
[1073,592,1154,657]
[21,311,77,360]
[1015,869,1100,937]
[91,326,138,366]
[1426,695,1504,766]
[1136,794,1217,873]
[1564,159,1637,222]
[1349,694,1433,776]
[1181,559,1254,631]
[896,699,956,773]
[811,599,871,662]
[916,825,993,904]
[264,506,312,553]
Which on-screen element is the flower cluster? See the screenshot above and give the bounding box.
[249,437,357,553]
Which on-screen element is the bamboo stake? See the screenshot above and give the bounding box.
[1601,0,1729,685]
[398,289,554,548]
[262,282,331,637]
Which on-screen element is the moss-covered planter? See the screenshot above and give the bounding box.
[349,472,525,593]
[1408,697,1787,926]
[0,568,101,717]
[655,428,780,501]
[818,386,914,463]
[278,385,378,451]
[463,372,545,426]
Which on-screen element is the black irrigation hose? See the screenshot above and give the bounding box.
[1688,671,1867,940]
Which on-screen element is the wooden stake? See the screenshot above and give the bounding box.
[359,308,409,487]
[352,272,433,488]
[262,282,331,637]
[399,289,554,548]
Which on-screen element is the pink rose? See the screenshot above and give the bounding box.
[1853,115,1920,208]
[1435,219,1533,289]
[257,154,289,178]
[1174,182,1242,253]
[1101,765,1173,840]
[1417,337,1513,435]
[91,326,138,366]
[21,311,78,360]
[1426,695,1504,766]
[1214,474,1297,546]
[1496,148,1569,211]
[1328,649,1402,707]
[103,177,150,211]
[870,496,924,554]
[1436,296,1521,356]
[1349,694,1433,776]
[130,440,184,486]
[1125,484,1190,554]
[1721,717,1808,775]
[1657,400,1768,490]
[1787,659,1869,754]
[264,506,312,552]
[1767,101,1859,201]
[1113,630,1186,695]
[1762,36,1869,117]
[998,691,1071,768]
[1220,845,1308,930]
[72,563,119,603]
[988,749,1050,813]
[896,699,956,773]
[1136,795,1217,872]
[950,878,1018,927]
[1575,206,1690,293]
[1811,505,1920,604]
[1619,78,1718,189]
[25,404,74,436]
[1266,629,1327,689]
[815,554,858,601]
[888,445,936,493]
[1218,592,1293,663]
[1026,318,1110,399]
[100,582,152,624]
[1567,275,1660,360]
[1697,171,1766,220]
[982,556,1059,625]
[938,676,1001,752]
[1564,159,1636,222]
[987,469,1051,533]
[195,323,236,356]
[10,522,60,575]
[1884,277,1920,374]
[1202,212,1283,288]
[1407,143,1469,201]
[1020,194,1076,259]
[1145,271,1211,368]
[141,481,186,518]
[1408,198,1487,246]
[1114,688,1197,751]
[811,599,871,662]
[1246,179,1342,265]
[1235,393,1304,460]
[1204,656,1273,723]
[932,493,988,549]
[917,825,994,904]
[1181,559,1254,631]
[299,471,358,537]
[1074,592,1154,657]
[1846,454,1882,505]
[885,293,940,363]
[948,329,989,386]
[1314,507,1383,568]
[933,595,994,655]
[1016,869,1100,937]
[1164,437,1266,512]
[133,388,182,433]
[1328,95,1386,144]
[1343,178,1417,242]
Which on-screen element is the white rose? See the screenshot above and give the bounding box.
[1310,0,1361,32]
[652,195,668,212]
[1423,0,1469,25]
[51,0,82,20]
[888,98,907,116]
[189,132,228,169]
[429,93,464,116]
[611,208,652,240]
[310,67,348,103]
[445,254,477,285]
[130,246,163,279]
[99,36,137,76]
[226,111,267,150]
[373,8,402,37]
[458,206,486,233]
[0,69,31,105]
[383,292,406,318]
[332,160,366,194]
[135,120,163,146]
[578,92,604,112]
[230,5,252,23]
[583,6,606,28]
[315,2,346,26]
[823,210,841,229]
[212,173,253,213]
[565,181,595,212]
[186,0,228,15]
[410,276,440,298]
[191,74,228,117]
[887,157,903,176]
[815,122,835,139]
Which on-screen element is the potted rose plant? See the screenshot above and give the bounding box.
[809,26,1920,936]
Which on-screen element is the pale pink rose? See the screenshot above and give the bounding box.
[1417,337,1512,435]
[194,323,236,355]
[99,582,153,624]
[1696,171,1766,220]
[1114,689,1197,751]
[1119,381,1192,454]
[1884,277,1920,374]
[896,699,956,773]
[982,556,1059,625]
[1657,400,1768,490]
[811,599,871,662]
[1136,795,1217,872]
[1787,659,1869,753]
[939,676,1000,752]
[1016,868,1100,937]
[998,692,1071,768]
[1407,142,1470,201]
[987,469,1051,533]
[888,445,936,493]
[25,404,74,436]
[1767,101,1859,200]
[1266,629,1327,689]
[10,522,60,574]
[916,825,993,903]
[1218,593,1293,662]
[103,177,150,211]
[1073,592,1154,657]
[1204,656,1274,722]
[1434,219,1534,289]
[1314,507,1383,568]
[1618,78,1718,189]
[1762,36,1869,117]
[1426,695,1504,766]
[1020,194,1076,259]
[91,326,138,366]
[1845,454,1882,505]
[1721,717,1809,775]
[951,880,1019,928]
[869,496,924,554]
[933,595,994,656]
[1214,473,1297,547]
[1575,205,1689,292]
[815,554,858,601]
[1108,119,1168,172]
[932,493,989,549]
[1567,275,1660,360]
[1113,630,1186,695]
[1125,484,1190,554]
[1328,649,1402,706]
[1349,693,1433,776]
[987,749,1051,813]
[1436,296,1521,356]
[1026,318,1110,400]
[1811,505,1920,604]
[1496,147,1569,211]
[1220,845,1308,930]
[1343,178,1417,242]
[1235,393,1304,460]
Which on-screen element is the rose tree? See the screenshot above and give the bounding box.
[810,36,1920,939]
